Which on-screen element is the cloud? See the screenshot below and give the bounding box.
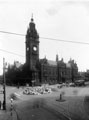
[46,7,58,16]
[82,1,89,15]
[46,0,61,16]
[46,0,89,16]
[62,0,77,5]
[46,0,78,16]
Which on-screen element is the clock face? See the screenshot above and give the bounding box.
[33,46,37,51]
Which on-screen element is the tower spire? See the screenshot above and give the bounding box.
[32,13,33,18]
[31,13,34,22]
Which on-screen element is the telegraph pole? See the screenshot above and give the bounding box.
[71,67,74,83]
[3,58,6,110]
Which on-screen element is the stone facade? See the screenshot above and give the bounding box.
[39,58,78,84]
[25,17,78,85]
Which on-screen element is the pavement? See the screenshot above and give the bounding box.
[9,98,69,120]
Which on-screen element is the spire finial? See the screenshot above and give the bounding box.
[31,13,34,22]
[32,13,33,18]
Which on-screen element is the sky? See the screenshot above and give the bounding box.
[0,0,89,74]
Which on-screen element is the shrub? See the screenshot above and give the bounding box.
[9,93,19,100]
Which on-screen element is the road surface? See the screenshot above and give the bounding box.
[0,86,89,120]
[8,98,69,120]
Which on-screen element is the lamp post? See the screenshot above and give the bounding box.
[3,58,6,110]
[71,66,74,83]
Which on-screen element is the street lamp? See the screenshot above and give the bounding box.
[3,58,6,110]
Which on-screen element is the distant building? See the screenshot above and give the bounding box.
[84,70,89,81]
[25,16,78,85]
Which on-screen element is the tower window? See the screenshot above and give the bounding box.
[27,47,29,51]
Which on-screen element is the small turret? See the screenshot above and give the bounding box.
[56,54,59,62]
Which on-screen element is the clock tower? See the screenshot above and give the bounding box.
[26,16,39,72]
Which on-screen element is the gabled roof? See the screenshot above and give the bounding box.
[40,58,57,66]
[47,60,57,66]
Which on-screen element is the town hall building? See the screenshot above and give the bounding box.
[25,16,78,86]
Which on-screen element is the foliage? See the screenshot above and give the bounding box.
[5,63,29,86]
